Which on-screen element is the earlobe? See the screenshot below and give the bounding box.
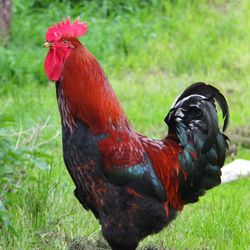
[69,44,75,49]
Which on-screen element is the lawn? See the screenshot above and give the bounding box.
[0,0,250,249]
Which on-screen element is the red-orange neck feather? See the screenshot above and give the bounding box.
[59,39,128,133]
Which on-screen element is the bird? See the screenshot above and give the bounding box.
[43,17,229,250]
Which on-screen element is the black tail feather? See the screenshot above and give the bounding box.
[165,82,229,204]
[170,82,229,132]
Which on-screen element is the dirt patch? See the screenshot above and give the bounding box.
[68,236,164,250]
[68,236,110,250]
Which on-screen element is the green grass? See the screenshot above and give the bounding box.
[144,178,250,250]
[0,0,250,249]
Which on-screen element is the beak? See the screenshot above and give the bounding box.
[43,42,53,48]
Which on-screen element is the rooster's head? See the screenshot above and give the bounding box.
[44,17,87,81]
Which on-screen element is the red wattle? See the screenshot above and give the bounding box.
[44,48,70,81]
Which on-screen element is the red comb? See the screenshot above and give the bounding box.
[46,17,87,42]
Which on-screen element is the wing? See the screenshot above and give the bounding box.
[97,130,166,202]
[140,136,185,211]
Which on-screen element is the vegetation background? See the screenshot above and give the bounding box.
[0,0,250,249]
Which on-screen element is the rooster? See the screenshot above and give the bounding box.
[43,18,229,250]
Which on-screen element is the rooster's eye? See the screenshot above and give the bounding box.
[63,40,68,44]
